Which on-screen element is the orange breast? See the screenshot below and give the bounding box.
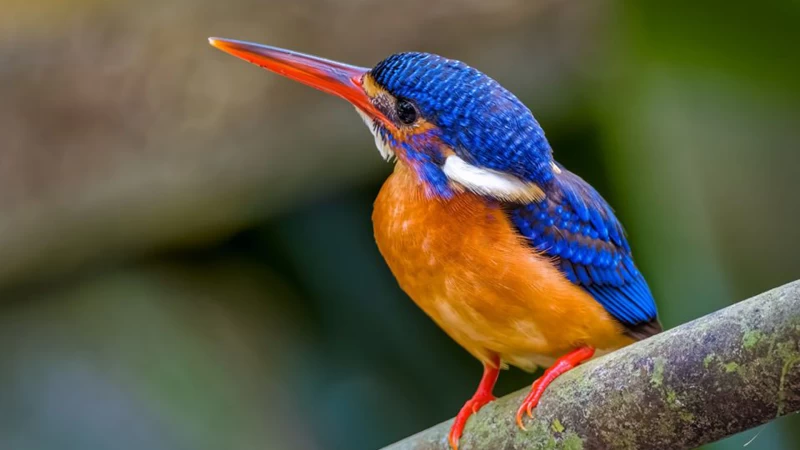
[372,162,633,371]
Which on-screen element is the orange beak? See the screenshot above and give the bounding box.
[209,37,386,123]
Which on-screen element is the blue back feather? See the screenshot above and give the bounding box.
[508,167,659,330]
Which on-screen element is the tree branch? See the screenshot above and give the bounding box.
[383,280,800,450]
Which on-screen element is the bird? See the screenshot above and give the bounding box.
[208,37,661,450]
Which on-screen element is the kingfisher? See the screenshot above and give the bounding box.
[209,38,661,449]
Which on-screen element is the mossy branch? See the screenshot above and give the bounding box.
[383,281,800,450]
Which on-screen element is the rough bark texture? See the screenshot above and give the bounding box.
[384,280,800,450]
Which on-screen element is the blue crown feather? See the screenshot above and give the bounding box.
[370,52,554,185]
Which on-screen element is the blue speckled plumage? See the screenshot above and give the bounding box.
[371,52,554,185]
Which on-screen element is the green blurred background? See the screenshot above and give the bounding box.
[1,0,798,449]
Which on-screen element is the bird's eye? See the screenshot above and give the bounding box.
[395,99,418,125]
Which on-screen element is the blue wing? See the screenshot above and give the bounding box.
[506,166,660,338]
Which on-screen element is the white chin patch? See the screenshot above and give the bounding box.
[442,155,545,203]
[356,108,395,161]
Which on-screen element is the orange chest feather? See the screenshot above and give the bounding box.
[372,163,631,370]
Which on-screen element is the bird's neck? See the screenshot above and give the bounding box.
[376,160,496,231]
[387,160,453,202]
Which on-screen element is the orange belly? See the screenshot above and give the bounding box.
[372,162,633,371]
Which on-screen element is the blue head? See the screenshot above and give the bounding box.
[209,39,554,200]
[366,52,554,194]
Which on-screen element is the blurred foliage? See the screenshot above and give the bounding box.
[0,0,798,449]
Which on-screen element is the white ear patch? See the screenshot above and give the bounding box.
[356,108,395,161]
[442,155,545,203]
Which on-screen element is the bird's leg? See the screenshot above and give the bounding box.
[448,355,500,450]
[515,346,595,429]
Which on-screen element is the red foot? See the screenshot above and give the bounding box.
[516,347,595,430]
[448,391,495,450]
[448,357,500,450]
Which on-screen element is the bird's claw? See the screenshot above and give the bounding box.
[515,408,528,431]
[515,396,539,429]
[515,378,543,430]
[448,393,496,450]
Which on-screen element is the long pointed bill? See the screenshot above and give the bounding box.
[209,37,385,123]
